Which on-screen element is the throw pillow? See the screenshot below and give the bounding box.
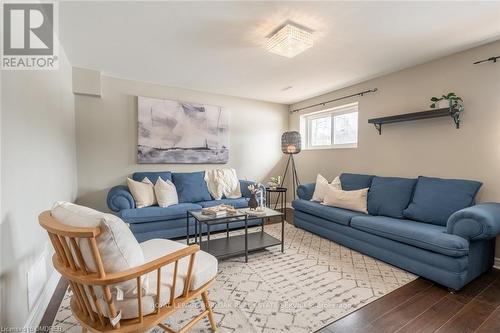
[340,173,375,190]
[323,187,369,213]
[127,177,157,208]
[403,176,482,226]
[155,176,179,208]
[51,201,145,298]
[368,176,417,218]
[311,174,341,202]
[172,171,212,203]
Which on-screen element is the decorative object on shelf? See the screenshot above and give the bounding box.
[473,55,500,65]
[430,92,463,129]
[430,92,463,110]
[368,107,462,135]
[247,183,266,211]
[137,96,229,164]
[280,131,301,199]
[267,176,281,189]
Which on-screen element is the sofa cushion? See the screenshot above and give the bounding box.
[119,203,203,223]
[292,199,365,226]
[198,198,249,208]
[403,176,482,226]
[350,215,469,257]
[133,171,172,183]
[172,171,212,203]
[368,176,417,218]
[340,173,375,190]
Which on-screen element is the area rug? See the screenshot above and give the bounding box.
[51,223,416,333]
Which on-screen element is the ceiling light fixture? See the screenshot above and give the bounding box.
[267,22,313,58]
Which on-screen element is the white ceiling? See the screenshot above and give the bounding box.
[60,1,500,104]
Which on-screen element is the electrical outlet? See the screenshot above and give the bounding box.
[27,250,48,310]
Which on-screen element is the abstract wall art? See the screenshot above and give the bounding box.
[138,96,229,163]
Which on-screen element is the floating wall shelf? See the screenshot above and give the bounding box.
[368,107,460,135]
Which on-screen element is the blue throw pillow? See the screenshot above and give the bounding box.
[368,176,417,218]
[132,171,172,183]
[403,176,482,226]
[340,173,375,190]
[172,171,212,203]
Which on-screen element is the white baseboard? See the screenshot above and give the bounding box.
[494,257,500,270]
[24,269,61,329]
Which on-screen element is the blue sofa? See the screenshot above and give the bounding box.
[293,173,500,290]
[107,171,260,242]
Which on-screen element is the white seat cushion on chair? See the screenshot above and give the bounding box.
[51,202,145,298]
[99,239,218,320]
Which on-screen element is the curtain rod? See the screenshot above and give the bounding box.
[473,56,500,64]
[289,88,378,113]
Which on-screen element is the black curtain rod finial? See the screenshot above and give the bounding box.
[473,55,500,65]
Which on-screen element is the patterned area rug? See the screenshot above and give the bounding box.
[52,223,416,332]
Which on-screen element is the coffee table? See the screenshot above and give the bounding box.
[186,207,284,262]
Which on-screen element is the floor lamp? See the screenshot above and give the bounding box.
[280,131,301,199]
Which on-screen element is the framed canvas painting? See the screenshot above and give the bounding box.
[137,96,229,164]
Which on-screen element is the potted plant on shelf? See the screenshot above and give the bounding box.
[430,92,464,110]
[429,92,464,128]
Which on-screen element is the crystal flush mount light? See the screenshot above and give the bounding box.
[266,22,313,58]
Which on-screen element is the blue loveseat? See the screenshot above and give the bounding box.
[107,171,260,242]
[293,173,500,290]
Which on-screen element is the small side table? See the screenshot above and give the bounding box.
[266,187,287,219]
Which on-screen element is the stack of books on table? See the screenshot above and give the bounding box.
[201,204,237,218]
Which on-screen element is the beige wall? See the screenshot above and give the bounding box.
[75,76,289,212]
[290,40,500,256]
[0,50,77,326]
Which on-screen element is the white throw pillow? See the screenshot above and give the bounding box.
[127,177,157,208]
[322,187,369,213]
[154,177,178,208]
[311,174,342,202]
[51,201,145,297]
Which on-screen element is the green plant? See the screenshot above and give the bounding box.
[430,92,463,110]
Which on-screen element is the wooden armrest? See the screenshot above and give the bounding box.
[54,244,200,286]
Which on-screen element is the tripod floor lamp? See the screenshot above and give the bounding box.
[280,131,301,199]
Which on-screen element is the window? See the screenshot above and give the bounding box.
[300,102,358,149]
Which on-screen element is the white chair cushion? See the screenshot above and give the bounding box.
[99,239,218,319]
[141,239,218,291]
[51,202,144,297]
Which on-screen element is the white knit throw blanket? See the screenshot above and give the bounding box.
[204,168,242,200]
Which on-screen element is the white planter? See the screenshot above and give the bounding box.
[438,99,450,109]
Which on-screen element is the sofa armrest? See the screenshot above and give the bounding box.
[107,185,135,212]
[297,183,316,201]
[447,203,500,241]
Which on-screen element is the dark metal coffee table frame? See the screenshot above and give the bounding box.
[186,208,284,263]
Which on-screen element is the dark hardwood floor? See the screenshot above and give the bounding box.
[317,269,500,333]
[39,209,500,332]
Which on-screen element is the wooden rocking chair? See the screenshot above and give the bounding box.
[39,210,218,333]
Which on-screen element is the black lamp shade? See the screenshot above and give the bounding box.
[281,131,301,154]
